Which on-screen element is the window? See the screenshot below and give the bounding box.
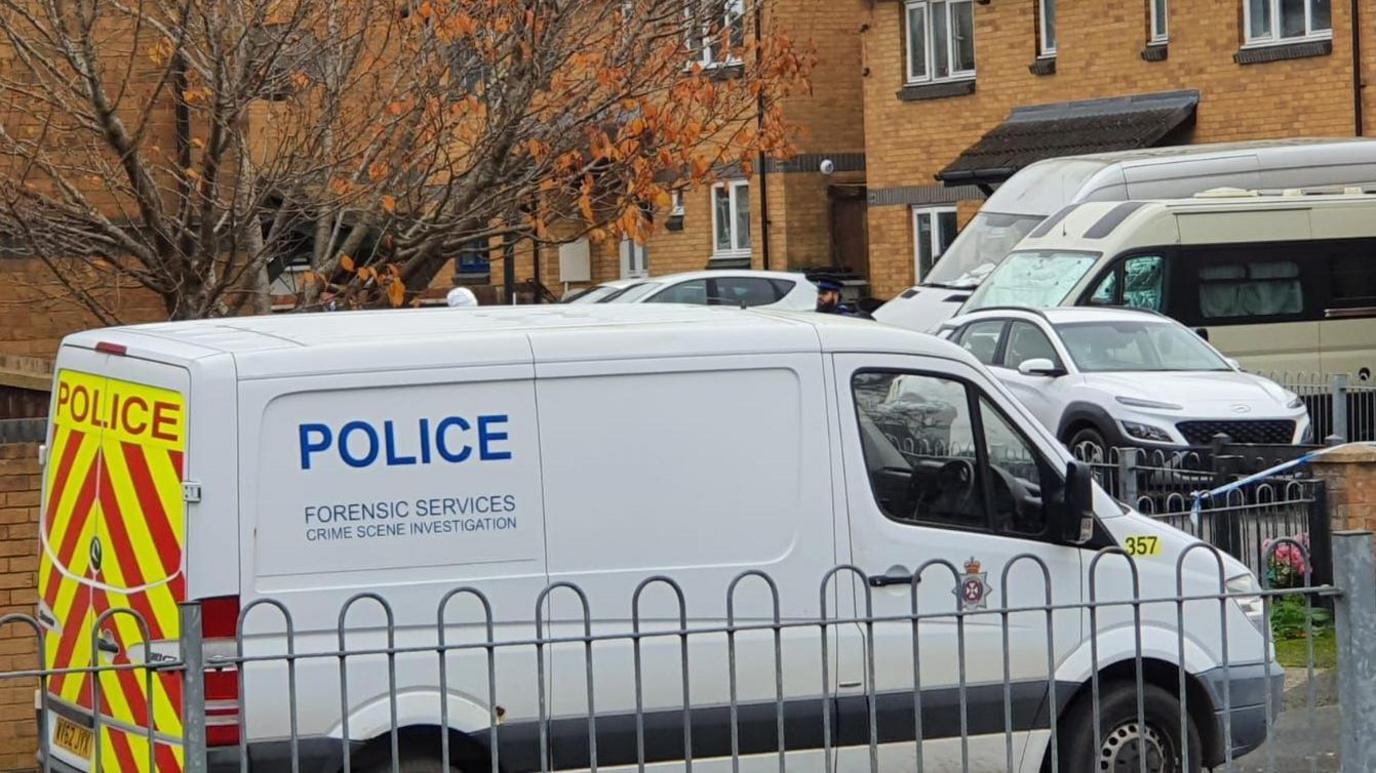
[957,320,1006,366]
[712,277,780,306]
[1197,259,1303,320]
[1245,0,1331,45]
[912,206,959,280]
[852,371,1049,536]
[1150,0,1168,42]
[712,180,751,258]
[455,237,490,278]
[1058,320,1231,372]
[619,237,648,279]
[1329,251,1376,309]
[646,279,708,304]
[1004,322,1060,371]
[963,249,1101,312]
[1086,255,1165,311]
[687,0,745,67]
[1038,0,1056,57]
[904,0,976,83]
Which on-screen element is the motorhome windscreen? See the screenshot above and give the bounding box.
[920,212,1044,288]
[961,250,1099,311]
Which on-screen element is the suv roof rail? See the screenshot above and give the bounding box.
[956,306,1052,320]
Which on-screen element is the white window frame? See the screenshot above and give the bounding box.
[1038,0,1056,57]
[1243,0,1332,47]
[1149,0,1169,43]
[903,0,977,85]
[711,180,751,259]
[911,205,958,280]
[686,0,746,68]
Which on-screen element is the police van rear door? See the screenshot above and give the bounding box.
[40,342,190,773]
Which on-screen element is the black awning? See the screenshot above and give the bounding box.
[936,89,1199,187]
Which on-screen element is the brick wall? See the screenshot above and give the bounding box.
[860,0,1362,299]
[0,443,40,771]
[0,261,167,362]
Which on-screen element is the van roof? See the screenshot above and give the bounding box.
[1053,137,1369,164]
[64,305,975,378]
[1013,190,1376,254]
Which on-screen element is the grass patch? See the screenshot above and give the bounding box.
[1275,626,1337,670]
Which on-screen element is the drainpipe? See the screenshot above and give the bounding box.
[754,0,772,270]
[1354,0,1364,136]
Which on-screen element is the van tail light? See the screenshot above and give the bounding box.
[199,596,241,747]
[94,341,128,356]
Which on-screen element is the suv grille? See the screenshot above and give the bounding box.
[1176,420,1296,446]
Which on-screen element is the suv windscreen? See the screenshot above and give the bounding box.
[962,250,1101,312]
[921,212,1045,289]
[1057,320,1230,372]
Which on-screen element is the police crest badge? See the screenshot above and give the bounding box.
[954,557,993,610]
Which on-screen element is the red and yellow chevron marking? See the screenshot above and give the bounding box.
[40,370,187,772]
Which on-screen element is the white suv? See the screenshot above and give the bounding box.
[939,306,1311,460]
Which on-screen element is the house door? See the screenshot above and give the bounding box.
[829,185,869,279]
[619,238,648,279]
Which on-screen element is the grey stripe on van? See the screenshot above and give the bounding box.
[1084,201,1147,239]
[1027,205,1080,239]
[488,680,1077,771]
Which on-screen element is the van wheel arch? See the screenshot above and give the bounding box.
[1039,658,1222,771]
[348,725,494,773]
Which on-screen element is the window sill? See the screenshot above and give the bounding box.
[897,78,976,102]
[1028,57,1056,76]
[702,62,744,81]
[1234,38,1332,65]
[1141,43,1168,61]
[708,253,752,269]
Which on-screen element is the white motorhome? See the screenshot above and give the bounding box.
[954,189,1376,378]
[38,305,1274,773]
[875,139,1376,333]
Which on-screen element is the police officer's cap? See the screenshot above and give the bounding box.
[816,278,844,293]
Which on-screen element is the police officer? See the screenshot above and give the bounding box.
[815,278,862,316]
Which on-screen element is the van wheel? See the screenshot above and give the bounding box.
[1056,681,1201,773]
[1068,426,1109,464]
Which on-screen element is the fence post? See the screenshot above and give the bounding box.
[1117,451,1138,506]
[1211,451,1242,557]
[181,602,207,773]
[1333,530,1376,773]
[1306,481,1334,587]
[1332,373,1349,443]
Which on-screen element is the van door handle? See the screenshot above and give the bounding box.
[868,574,917,588]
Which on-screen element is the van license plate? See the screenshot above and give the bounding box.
[53,716,93,760]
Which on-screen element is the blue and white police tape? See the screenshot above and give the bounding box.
[1188,444,1344,527]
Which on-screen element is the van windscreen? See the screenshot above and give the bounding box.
[962,250,1100,311]
[922,212,1044,288]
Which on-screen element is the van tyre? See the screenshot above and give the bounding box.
[1056,681,1201,773]
[1068,426,1109,464]
[356,753,465,773]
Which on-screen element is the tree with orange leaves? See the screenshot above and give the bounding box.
[0,0,811,318]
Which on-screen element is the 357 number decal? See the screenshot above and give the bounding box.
[1124,535,1162,557]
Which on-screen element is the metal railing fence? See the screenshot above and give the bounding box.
[4,534,1374,773]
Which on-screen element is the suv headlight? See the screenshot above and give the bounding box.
[1227,572,1265,634]
[1123,421,1173,443]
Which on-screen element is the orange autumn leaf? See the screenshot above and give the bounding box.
[339,254,355,272]
[381,195,397,214]
[387,278,406,307]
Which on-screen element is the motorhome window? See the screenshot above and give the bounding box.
[1328,252,1376,309]
[1057,320,1231,372]
[957,320,1007,365]
[1005,321,1061,371]
[1197,259,1302,319]
[922,212,1045,288]
[852,371,987,530]
[962,250,1100,311]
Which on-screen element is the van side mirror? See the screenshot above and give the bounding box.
[1195,327,1210,342]
[1053,460,1097,544]
[1017,358,1066,378]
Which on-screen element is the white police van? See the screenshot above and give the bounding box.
[38,305,1275,773]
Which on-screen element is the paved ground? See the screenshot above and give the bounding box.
[1232,705,1340,772]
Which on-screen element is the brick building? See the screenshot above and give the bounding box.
[858,0,1370,299]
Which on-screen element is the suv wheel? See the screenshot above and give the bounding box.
[1068,426,1109,463]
